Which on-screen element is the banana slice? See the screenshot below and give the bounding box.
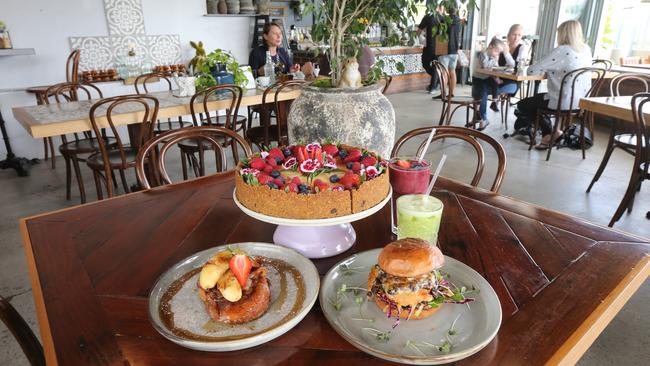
[208,251,232,264]
[199,261,229,290]
[217,270,242,302]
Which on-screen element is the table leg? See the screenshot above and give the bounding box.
[534,80,541,95]
[0,110,38,177]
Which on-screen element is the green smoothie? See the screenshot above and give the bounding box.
[396,194,443,245]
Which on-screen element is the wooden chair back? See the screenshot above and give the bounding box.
[555,66,606,114]
[609,73,650,96]
[89,95,159,177]
[136,126,252,188]
[631,93,650,173]
[189,84,243,130]
[260,80,306,145]
[391,125,507,193]
[133,72,174,94]
[44,81,104,141]
[66,49,81,83]
[592,59,613,71]
[0,295,45,366]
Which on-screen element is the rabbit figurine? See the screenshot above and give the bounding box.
[338,58,362,88]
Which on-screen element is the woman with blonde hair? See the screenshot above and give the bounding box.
[516,20,592,149]
[490,23,530,111]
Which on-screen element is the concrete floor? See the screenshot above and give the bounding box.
[0,87,648,365]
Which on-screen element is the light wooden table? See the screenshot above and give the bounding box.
[579,96,650,123]
[11,88,301,138]
[474,68,546,82]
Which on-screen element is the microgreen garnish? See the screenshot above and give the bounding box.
[362,327,391,342]
[404,314,463,355]
[330,283,367,311]
[339,263,364,276]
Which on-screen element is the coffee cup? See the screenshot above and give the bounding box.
[256,76,271,88]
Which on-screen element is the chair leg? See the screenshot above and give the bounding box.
[119,169,129,194]
[71,157,87,204]
[180,151,189,180]
[49,137,56,169]
[529,112,540,150]
[587,123,617,192]
[42,138,48,161]
[63,154,72,200]
[546,115,562,161]
[608,169,642,227]
[92,170,103,201]
[504,97,510,130]
[580,113,586,160]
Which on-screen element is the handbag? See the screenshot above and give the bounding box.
[563,123,593,150]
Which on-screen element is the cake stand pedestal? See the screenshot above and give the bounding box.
[233,188,391,259]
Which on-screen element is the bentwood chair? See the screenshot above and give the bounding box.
[44,82,117,203]
[381,75,393,94]
[246,80,306,150]
[587,75,650,220]
[180,84,243,179]
[431,60,480,127]
[0,295,45,366]
[592,59,613,71]
[29,49,82,169]
[134,72,194,134]
[391,125,507,193]
[86,95,159,199]
[603,93,650,226]
[529,66,606,160]
[136,126,252,189]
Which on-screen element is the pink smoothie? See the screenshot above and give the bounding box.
[389,158,431,197]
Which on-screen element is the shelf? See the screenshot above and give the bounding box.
[203,14,261,17]
[0,48,35,56]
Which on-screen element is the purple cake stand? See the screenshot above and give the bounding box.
[233,188,391,258]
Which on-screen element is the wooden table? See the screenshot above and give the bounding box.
[474,68,545,96]
[11,88,301,138]
[579,96,650,123]
[20,172,650,365]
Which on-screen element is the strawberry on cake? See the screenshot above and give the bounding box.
[235,142,390,219]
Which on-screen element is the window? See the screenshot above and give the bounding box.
[594,0,650,63]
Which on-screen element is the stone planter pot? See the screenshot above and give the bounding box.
[288,83,395,158]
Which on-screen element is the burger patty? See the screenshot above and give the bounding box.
[200,267,271,324]
[368,265,444,310]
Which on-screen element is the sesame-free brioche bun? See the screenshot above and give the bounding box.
[372,296,441,320]
[378,238,444,277]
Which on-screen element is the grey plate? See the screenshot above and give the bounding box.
[149,242,320,352]
[320,248,501,365]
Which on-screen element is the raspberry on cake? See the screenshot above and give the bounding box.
[235,142,390,219]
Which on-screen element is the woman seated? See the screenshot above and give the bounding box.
[249,22,300,78]
[517,20,592,149]
[471,38,518,130]
[490,24,529,111]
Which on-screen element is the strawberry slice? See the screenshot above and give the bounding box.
[361,156,377,167]
[229,254,252,287]
[395,159,410,169]
[268,148,284,160]
[343,149,362,163]
[323,144,339,157]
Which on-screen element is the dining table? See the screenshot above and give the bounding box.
[11,88,301,139]
[474,68,545,96]
[20,171,650,365]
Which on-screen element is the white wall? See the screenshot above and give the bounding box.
[0,0,250,159]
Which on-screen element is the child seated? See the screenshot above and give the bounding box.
[471,38,518,130]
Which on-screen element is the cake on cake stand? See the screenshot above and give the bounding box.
[233,188,391,258]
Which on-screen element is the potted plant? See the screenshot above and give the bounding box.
[287,0,473,157]
[189,44,247,90]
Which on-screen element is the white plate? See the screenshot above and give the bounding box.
[233,187,392,227]
[148,242,320,351]
[320,249,502,364]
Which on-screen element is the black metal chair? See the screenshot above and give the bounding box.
[431,60,480,127]
[529,66,606,160]
[0,295,45,366]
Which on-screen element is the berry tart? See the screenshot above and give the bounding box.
[235,142,390,219]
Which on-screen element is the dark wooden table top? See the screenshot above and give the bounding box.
[20,172,650,365]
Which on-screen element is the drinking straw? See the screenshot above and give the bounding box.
[417,128,436,163]
[425,154,447,196]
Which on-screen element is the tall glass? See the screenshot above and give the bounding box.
[388,157,431,234]
[397,194,444,245]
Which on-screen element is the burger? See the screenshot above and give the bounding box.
[367,238,471,323]
[197,249,271,324]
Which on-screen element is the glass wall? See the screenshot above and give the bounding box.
[486,0,539,39]
[594,0,650,64]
